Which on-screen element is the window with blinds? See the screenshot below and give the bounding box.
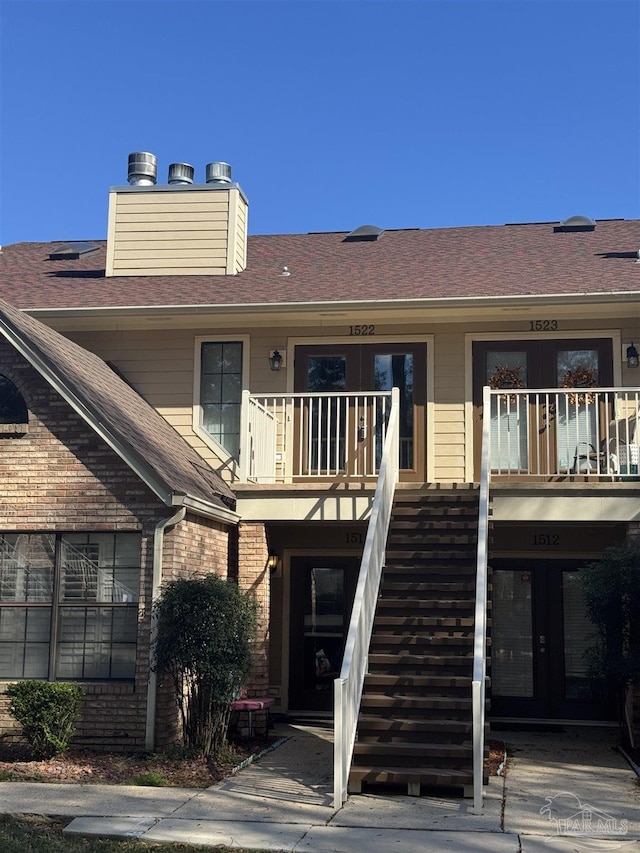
[0,532,140,680]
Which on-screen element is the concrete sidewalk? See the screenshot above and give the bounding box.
[0,723,638,852]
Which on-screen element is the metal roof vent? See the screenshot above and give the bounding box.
[206,162,232,184]
[343,224,384,243]
[48,242,100,260]
[554,215,596,233]
[168,162,195,185]
[127,152,157,186]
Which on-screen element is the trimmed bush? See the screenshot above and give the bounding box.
[153,574,257,757]
[6,681,83,759]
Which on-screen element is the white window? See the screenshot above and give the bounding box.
[200,341,244,459]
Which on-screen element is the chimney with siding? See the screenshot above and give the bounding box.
[105,153,248,277]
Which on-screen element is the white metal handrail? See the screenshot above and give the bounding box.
[487,388,639,478]
[472,385,492,813]
[333,387,400,809]
[240,390,394,483]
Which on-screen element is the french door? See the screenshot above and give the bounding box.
[490,560,615,721]
[294,343,426,481]
[288,556,359,711]
[473,339,613,478]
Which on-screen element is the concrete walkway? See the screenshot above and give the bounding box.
[0,723,638,852]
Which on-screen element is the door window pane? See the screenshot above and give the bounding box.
[486,352,528,471]
[200,341,243,458]
[303,567,344,691]
[307,357,347,472]
[562,572,599,700]
[556,350,600,472]
[492,570,534,697]
[374,353,414,468]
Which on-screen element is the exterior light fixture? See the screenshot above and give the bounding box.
[266,552,279,573]
[269,350,283,371]
[627,343,639,369]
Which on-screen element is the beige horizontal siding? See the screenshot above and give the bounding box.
[113,246,228,260]
[112,254,227,269]
[117,211,229,223]
[116,192,228,207]
[113,221,227,233]
[111,265,227,276]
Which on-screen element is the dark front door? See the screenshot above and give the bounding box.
[294,343,426,480]
[490,560,615,721]
[288,555,359,711]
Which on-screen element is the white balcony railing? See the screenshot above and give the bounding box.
[239,390,394,483]
[486,388,639,478]
[471,385,639,812]
[333,387,400,808]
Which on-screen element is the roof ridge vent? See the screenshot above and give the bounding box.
[343,224,384,243]
[168,163,194,185]
[127,152,157,186]
[554,215,596,233]
[206,162,232,184]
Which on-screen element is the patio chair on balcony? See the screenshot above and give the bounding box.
[606,412,639,479]
[572,412,639,480]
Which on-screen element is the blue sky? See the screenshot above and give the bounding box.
[1,0,639,245]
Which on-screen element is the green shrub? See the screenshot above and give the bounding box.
[153,574,257,757]
[6,681,83,759]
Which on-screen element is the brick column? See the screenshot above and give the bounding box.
[237,522,270,697]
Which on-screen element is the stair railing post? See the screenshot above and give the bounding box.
[472,384,491,814]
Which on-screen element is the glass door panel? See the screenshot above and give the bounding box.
[373,352,414,469]
[486,351,529,472]
[289,556,359,711]
[562,571,599,700]
[491,560,615,720]
[295,343,427,480]
[306,356,347,473]
[492,570,534,697]
[555,349,601,472]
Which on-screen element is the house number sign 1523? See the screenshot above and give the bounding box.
[528,320,559,331]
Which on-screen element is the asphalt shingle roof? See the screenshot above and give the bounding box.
[1,220,639,311]
[0,298,235,510]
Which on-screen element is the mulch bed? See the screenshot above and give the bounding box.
[0,738,274,788]
[0,736,507,787]
[485,739,508,776]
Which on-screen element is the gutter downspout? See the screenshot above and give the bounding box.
[145,507,187,751]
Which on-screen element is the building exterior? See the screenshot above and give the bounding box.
[0,153,638,795]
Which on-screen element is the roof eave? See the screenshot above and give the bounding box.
[24,288,640,320]
[0,313,211,510]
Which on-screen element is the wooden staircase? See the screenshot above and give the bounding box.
[349,487,488,796]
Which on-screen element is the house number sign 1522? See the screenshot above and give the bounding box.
[349,325,376,336]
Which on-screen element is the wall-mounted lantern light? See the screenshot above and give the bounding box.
[269,350,283,371]
[266,552,279,573]
[627,343,639,369]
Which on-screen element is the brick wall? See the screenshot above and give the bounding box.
[237,522,270,696]
[0,345,233,752]
[153,513,232,750]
